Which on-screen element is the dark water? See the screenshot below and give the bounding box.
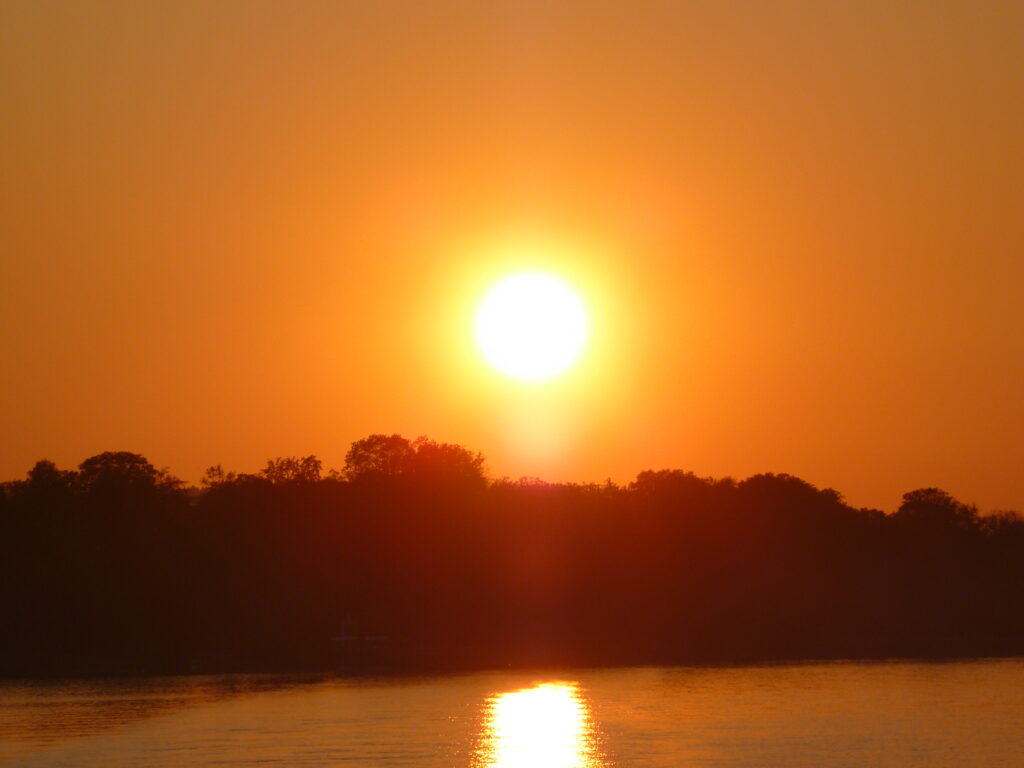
[1,659,1022,766]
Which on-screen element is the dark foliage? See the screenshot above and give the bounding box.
[1,436,1022,677]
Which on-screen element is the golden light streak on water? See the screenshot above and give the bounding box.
[475,682,604,768]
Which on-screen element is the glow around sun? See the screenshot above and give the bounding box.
[475,273,588,380]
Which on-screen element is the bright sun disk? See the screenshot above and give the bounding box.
[475,273,588,380]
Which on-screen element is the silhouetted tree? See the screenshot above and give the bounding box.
[343,435,485,488]
[77,451,183,510]
[895,487,980,530]
[5,459,77,511]
[260,455,322,485]
[343,434,416,481]
[201,464,237,487]
[0,436,1022,677]
[406,436,486,488]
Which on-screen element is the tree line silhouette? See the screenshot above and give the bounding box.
[1,434,1022,677]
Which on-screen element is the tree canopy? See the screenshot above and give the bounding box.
[0,435,1021,677]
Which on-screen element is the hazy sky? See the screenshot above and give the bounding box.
[2,0,1021,511]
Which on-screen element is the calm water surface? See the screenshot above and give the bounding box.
[1,659,1022,767]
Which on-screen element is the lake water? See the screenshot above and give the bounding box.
[1,659,1022,767]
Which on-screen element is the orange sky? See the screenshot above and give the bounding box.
[1,0,1021,512]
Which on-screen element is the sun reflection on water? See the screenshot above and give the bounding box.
[475,682,603,768]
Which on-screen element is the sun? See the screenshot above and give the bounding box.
[475,273,588,380]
